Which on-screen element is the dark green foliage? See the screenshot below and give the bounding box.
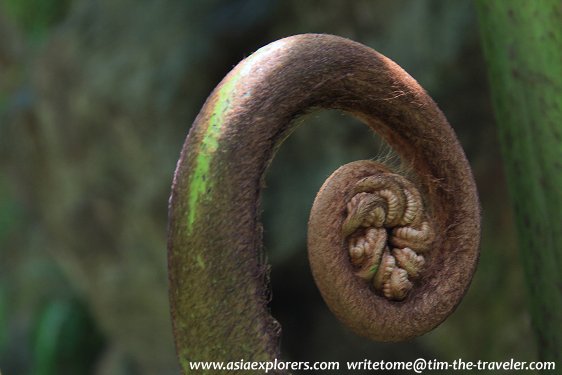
[0,287,6,354]
[3,0,72,41]
[32,299,105,375]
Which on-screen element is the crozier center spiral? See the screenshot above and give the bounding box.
[342,171,434,301]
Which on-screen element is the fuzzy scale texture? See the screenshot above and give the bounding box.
[168,34,480,373]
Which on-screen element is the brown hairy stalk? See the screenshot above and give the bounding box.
[168,34,480,369]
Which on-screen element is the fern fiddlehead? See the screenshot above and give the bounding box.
[167,34,480,372]
[335,161,434,301]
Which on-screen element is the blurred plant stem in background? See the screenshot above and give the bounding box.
[476,0,562,363]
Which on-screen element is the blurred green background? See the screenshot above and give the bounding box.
[0,0,542,374]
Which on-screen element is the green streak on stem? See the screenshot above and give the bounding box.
[186,75,239,233]
[185,42,279,233]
